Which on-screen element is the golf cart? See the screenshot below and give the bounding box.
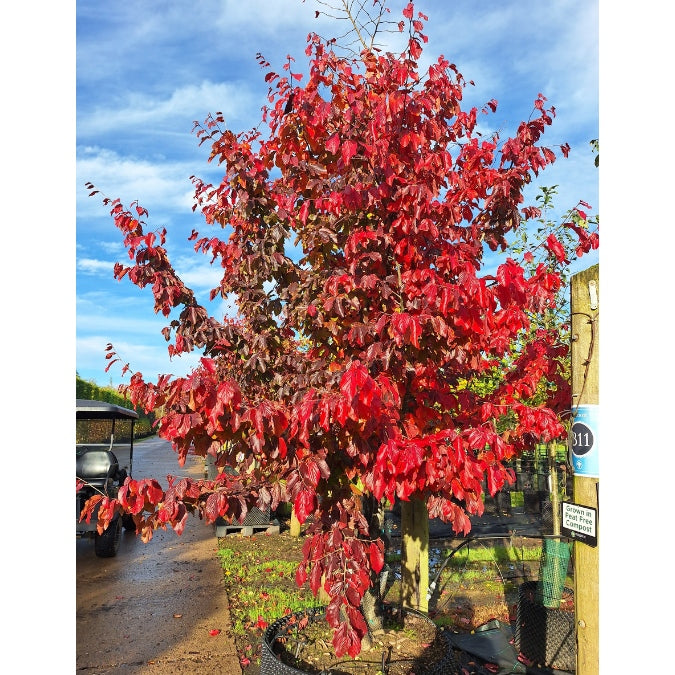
[76,399,138,557]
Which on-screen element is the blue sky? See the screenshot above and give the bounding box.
[76,0,600,389]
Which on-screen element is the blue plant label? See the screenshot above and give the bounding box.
[570,404,599,477]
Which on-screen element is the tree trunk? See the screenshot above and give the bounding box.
[400,496,429,613]
[361,495,387,636]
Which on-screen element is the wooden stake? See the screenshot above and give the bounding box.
[400,496,429,613]
[570,264,599,675]
[289,506,301,537]
[549,442,561,537]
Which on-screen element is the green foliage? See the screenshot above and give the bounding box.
[75,374,156,437]
[217,545,321,633]
[590,138,599,167]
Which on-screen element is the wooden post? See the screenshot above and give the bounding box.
[570,265,599,675]
[289,506,301,537]
[400,496,429,613]
[549,443,561,537]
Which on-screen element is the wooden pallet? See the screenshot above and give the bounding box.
[215,518,281,537]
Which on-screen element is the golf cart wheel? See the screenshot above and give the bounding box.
[122,513,136,531]
[94,514,122,557]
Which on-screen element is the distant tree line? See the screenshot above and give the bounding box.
[76,374,156,438]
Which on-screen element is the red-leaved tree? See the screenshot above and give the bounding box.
[81,0,598,657]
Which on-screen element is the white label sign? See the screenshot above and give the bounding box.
[561,501,597,546]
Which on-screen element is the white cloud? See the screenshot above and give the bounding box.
[172,253,225,291]
[77,257,116,276]
[96,240,126,255]
[77,334,202,387]
[217,295,238,320]
[77,146,197,218]
[212,0,351,37]
[77,80,256,138]
[76,310,169,338]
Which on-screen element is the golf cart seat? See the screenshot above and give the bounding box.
[76,449,119,488]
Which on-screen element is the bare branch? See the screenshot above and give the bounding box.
[310,0,399,55]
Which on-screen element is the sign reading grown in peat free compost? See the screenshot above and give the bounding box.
[561,501,597,547]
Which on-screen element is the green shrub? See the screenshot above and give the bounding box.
[76,375,156,438]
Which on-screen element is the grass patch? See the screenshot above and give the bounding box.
[439,541,542,568]
[217,543,321,631]
[217,531,321,672]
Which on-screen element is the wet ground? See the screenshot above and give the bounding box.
[76,436,242,674]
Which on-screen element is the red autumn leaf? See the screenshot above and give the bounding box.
[209,629,221,636]
[341,139,357,164]
[369,541,385,573]
[339,361,368,400]
[295,564,307,587]
[278,436,287,459]
[294,488,316,523]
[545,233,567,262]
[309,558,323,595]
[326,133,340,154]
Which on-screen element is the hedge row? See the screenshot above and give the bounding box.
[76,375,156,438]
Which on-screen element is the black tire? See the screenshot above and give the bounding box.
[122,513,136,531]
[94,514,122,558]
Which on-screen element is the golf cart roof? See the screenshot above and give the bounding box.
[76,399,139,420]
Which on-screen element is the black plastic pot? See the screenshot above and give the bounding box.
[513,581,576,671]
[523,490,543,514]
[517,471,535,492]
[495,490,512,515]
[260,604,458,674]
